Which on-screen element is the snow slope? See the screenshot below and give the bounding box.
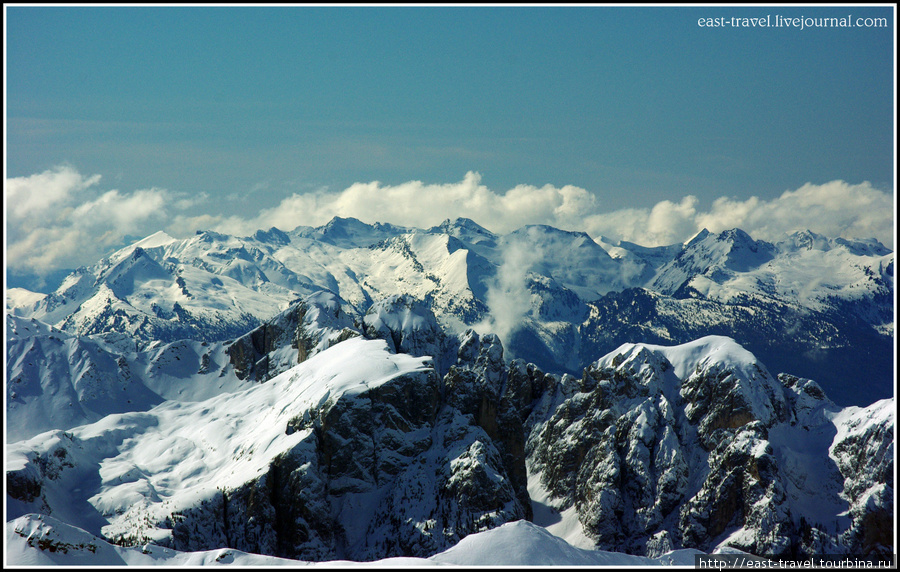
[5,289,368,442]
[5,288,47,316]
[5,313,248,442]
[6,337,432,545]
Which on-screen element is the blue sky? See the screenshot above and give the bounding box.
[4,5,896,286]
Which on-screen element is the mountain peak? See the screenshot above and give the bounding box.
[252,227,291,245]
[133,230,177,249]
[322,215,365,230]
[193,229,229,243]
[775,230,891,256]
[298,216,403,248]
[430,217,496,237]
[778,229,831,252]
[685,228,710,246]
[832,236,892,257]
[716,228,754,243]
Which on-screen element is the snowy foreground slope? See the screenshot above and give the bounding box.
[7,514,716,566]
[6,331,894,565]
[7,218,893,406]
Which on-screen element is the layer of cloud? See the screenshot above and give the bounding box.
[5,166,894,282]
[208,171,600,238]
[215,172,892,250]
[584,180,894,249]
[5,165,201,276]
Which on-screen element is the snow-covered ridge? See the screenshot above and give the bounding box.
[7,337,434,547]
[5,289,363,442]
[5,287,48,316]
[601,335,762,381]
[12,218,891,407]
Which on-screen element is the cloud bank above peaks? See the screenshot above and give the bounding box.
[208,171,598,239]
[5,166,894,279]
[584,180,894,250]
[213,172,894,250]
[6,165,205,276]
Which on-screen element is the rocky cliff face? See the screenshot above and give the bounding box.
[826,398,894,556]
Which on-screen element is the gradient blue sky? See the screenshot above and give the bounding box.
[4,5,896,286]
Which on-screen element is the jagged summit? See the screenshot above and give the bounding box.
[780,229,831,251]
[684,227,711,246]
[430,216,492,234]
[289,216,412,249]
[252,226,291,245]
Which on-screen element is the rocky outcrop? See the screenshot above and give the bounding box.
[528,345,695,553]
[153,332,530,561]
[226,292,359,382]
[362,294,457,377]
[444,331,534,522]
[526,338,894,558]
[829,399,894,556]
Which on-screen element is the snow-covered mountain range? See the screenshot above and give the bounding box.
[5,217,895,566]
[8,217,894,406]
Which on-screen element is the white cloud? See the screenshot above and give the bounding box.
[6,166,177,275]
[6,165,102,220]
[472,238,545,345]
[222,174,892,250]
[206,171,603,238]
[5,168,86,272]
[5,166,893,282]
[70,188,169,232]
[582,180,893,249]
[699,180,894,246]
